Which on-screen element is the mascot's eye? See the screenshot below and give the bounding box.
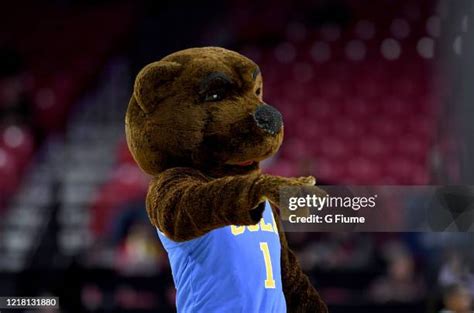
[204,89,225,102]
[256,88,261,96]
[199,74,232,102]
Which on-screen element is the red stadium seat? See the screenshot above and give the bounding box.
[0,125,34,168]
[0,148,19,196]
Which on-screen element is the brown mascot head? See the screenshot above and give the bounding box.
[125,47,283,178]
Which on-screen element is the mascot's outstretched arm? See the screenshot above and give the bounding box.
[146,167,316,242]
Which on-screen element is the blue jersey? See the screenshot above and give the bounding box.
[157,201,286,313]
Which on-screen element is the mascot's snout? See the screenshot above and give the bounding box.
[253,104,283,135]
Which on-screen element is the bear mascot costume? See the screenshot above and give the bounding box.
[125,47,328,313]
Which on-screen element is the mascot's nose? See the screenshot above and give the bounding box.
[253,104,283,135]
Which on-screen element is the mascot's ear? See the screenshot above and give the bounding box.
[133,61,182,113]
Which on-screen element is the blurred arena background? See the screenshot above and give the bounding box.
[1,0,474,312]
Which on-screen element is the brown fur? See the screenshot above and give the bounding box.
[125,47,328,312]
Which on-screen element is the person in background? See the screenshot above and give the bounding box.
[439,250,474,296]
[440,284,473,313]
[115,220,165,275]
[368,244,425,303]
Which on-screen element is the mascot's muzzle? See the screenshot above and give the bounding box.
[252,104,283,135]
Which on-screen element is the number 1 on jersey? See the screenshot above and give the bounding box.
[259,242,276,289]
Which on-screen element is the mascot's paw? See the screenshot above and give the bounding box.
[257,175,327,221]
